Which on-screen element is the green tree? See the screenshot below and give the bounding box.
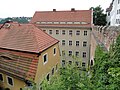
[90,5,107,26]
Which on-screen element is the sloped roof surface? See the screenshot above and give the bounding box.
[0,22,58,53]
[31,10,92,27]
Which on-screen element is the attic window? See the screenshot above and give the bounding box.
[0,56,12,60]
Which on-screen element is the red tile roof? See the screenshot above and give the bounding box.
[0,51,38,81]
[31,10,92,27]
[0,22,59,53]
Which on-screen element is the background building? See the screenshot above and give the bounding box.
[0,21,60,90]
[106,0,120,26]
[31,8,93,68]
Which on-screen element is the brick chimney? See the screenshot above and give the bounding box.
[71,8,75,11]
[53,9,56,12]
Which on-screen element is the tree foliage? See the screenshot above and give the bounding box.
[90,5,107,26]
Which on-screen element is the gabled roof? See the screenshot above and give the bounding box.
[106,0,114,12]
[30,9,92,27]
[0,22,59,53]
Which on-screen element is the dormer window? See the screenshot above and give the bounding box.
[0,56,12,60]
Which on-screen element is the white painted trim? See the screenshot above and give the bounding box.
[6,76,14,87]
[43,53,48,65]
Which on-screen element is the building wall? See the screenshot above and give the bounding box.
[0,73,25,90]
[38,27,91,68]
[35,43,60,85]
[107,0,120,26]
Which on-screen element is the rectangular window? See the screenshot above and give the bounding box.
[84,31,87,36]
[69,41,72,46]
[62,50,65,56]
[62,60,65,67]
[43,30,46,32]
[76,30,80,35]
[76,41,79,46]
[53,48,56,55]
[69,30,72,35]
[82,62,86,67]
[56,30,59,34]
[49,30,52,34]
[43,54,48,64]
[46,74,50,81]
[69,51,72,56]
[62,30,65,35]
[83,41,87,47]
[69,61,72,65]
[56,64,58,71]
[52,68,54,75]
[83,52,87,58]
[62,40,65,45]
[75,51,79,57]
[0,74,3,82]
[7,76,13,86]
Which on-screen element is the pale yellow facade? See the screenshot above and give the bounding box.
[0,73,25,90]
[0,43,60,90]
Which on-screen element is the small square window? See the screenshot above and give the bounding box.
[69,51,72,56]
[7,76,13,86]
[84,31,87,36]
[76,41,79,46]
[43,54,48,64]
[83,41,87,47]
[76,30,80,35]
[83,52,86,58]
[56,30,59,34]
[69,30,72,35]
[0,74,3,82]
[69,41,72,46]
[62,40,65,45]
[62,30,65,35]
[49,30,52,34]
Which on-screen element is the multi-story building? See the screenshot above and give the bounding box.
[31,8,93,68]
[106,0,120,26]
[0,21,60,90]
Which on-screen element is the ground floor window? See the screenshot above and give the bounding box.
[62,60,65,66]
[0,73,3,82]
[46,74,50,81]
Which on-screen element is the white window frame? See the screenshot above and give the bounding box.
[53,47,57,56]
[62,40,65,46]
[49,30,52,34]
[0,73,4,82]
[6,76,14,87]
[82,52,87,58]
[69,30,72,35]
[76,41,80,46]
[84,31,87,36]
[69,40,72,46]
[83,41,87,47]
[62,30,65,35]
[43,53,48,65]
[76,30,80,35]
[69,50,72,56]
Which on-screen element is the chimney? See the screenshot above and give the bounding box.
[71,8,75,11]
[53,9,56,12]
